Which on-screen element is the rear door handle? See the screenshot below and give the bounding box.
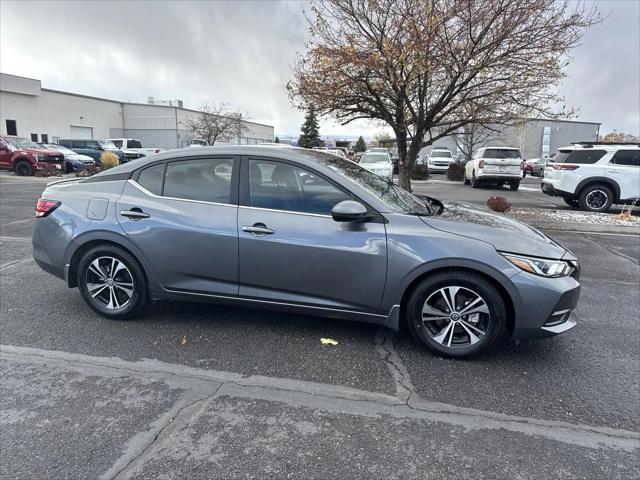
[242,224,275,235]
[120,209,150,220]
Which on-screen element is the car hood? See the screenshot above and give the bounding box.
[17,147,60,155]
[67,153,93,161]
[421,201,568,259]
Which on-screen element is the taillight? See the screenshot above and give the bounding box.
[550,163,580,171]
[479,160,485,168]
[35,199,61,218]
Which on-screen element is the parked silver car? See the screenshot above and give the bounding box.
[33,146,581,358]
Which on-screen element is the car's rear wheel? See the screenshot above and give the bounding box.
[405,270,507,358]
[563,197,580,208]
[15,161,33,176]
[77,245,148,319]
[471,171,480,188]
[509,180,520,191]
[497,181,505,188]
[579,183,613,213]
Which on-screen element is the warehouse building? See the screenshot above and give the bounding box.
[0,73,274,148]
[418,118,601,160]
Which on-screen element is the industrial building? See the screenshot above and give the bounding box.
[0,73,274,149]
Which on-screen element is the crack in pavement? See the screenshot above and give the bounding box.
[374,328,416,405]
[1,344,639,463]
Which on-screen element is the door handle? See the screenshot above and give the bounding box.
[120,209,150,220]
[242,224,275,235]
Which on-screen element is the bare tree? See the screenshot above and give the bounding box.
[454,123,500,161]
[183,102,249,146]
[288,0,599,190]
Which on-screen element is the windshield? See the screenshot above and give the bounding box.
[309,153,431,215]
[483,149,521,159]
[360,153,389,164]
[431,151,452,158]
[99,141,118,149]
[5,137,41,149]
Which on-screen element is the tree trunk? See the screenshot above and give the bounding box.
[396,132,425,191]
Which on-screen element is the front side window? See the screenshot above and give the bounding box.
[554,150,606,164]
[164,158,234,203]
[248,159,351,215]
[611,150,640,167]
[111,140,123,148]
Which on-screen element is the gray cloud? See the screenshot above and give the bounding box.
[1,0,638,137]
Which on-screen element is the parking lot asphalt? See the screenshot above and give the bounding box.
[1,177,639,479]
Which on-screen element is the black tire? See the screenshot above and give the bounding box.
[578,183,614,213]
[509,180,520,191]
[405,270,507,358]
[471,171,480,188]
[463,175,471,185]
[77,244,149,319]
[14,160,33,176]
[497,181,505,188]
[562,197,580,208]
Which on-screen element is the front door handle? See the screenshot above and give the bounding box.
[242,224,275,235]
[120,209,150,220]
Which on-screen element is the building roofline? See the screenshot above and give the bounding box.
[1,72,42,83]
[527,117,601,126]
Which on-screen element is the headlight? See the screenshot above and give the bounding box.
[501,253,573,277]
[34,154,48,162]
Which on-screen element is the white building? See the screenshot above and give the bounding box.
[0,73,274,148]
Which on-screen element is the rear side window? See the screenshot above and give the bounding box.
[128,139,142,148]
[483,149,521,159]
[111,140,123,148]
[554,150,606,164]
[611,150,640,167]
[164,158,235,204]
[137,163,164,195]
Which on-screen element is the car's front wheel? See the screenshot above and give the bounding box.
[14,161,33,176]
[471,171,480,188]
[77,245,149,319]
[405,270,507,358]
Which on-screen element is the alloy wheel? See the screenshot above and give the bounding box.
[85,256,135,310]
[585,190,608,210]
[422,286,489,348]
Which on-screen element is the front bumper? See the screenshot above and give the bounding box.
[511,271,581,339]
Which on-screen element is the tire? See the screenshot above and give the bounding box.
[405,270,507,358]
[578,183,614,213]
[463,174,470,185]
[77,244,149,319]
[14,160,33,176]
[509,180,520,191]
[497,181,505,188]
[563,197,580,208]
[471,171,480,188]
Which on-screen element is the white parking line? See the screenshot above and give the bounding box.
[2,218,34,226]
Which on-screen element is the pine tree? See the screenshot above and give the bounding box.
[354,136,367,152]
[274,136,280,143]
[298,107,322,148]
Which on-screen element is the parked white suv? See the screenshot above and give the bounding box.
[541,142,640,212]
[464,147,523,190]
[424,148,454,173]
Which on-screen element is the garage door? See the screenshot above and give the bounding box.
[70,126,93,139]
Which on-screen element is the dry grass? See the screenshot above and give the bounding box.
[486,195,512,213]
[100,151,120,170]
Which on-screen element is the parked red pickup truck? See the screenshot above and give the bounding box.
[0,135,65,176]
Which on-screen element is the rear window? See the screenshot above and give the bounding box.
[554,150,606,164]
[611,150,640,167]
[431,151,452,158]
[483,149,521,159]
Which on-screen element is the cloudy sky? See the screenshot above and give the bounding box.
[1,0,638,138]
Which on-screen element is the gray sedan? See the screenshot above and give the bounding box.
[32,146,581,358]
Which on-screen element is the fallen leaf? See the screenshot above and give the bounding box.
[180,336,188,345]
[320,337,338,346]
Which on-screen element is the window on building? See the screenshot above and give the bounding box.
[41,134,48,143]
[164,158,235,204]
[5,120,17,136]
[248,159,350,215]
[31,133,38,142]
[611,150,640,167]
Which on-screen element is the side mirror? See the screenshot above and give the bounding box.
[332,200,371,222]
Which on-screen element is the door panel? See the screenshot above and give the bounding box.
[238,157,387,312]
[116,157,239,295]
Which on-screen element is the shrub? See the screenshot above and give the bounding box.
[486,196,512,213]
[447,163,465,181]
[410,163,429,180]
[76,165,101,177]
[35,169,62,178]
[100,151,120,170]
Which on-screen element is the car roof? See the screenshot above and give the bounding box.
[479,146,520,150]
[559,143,640,151]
